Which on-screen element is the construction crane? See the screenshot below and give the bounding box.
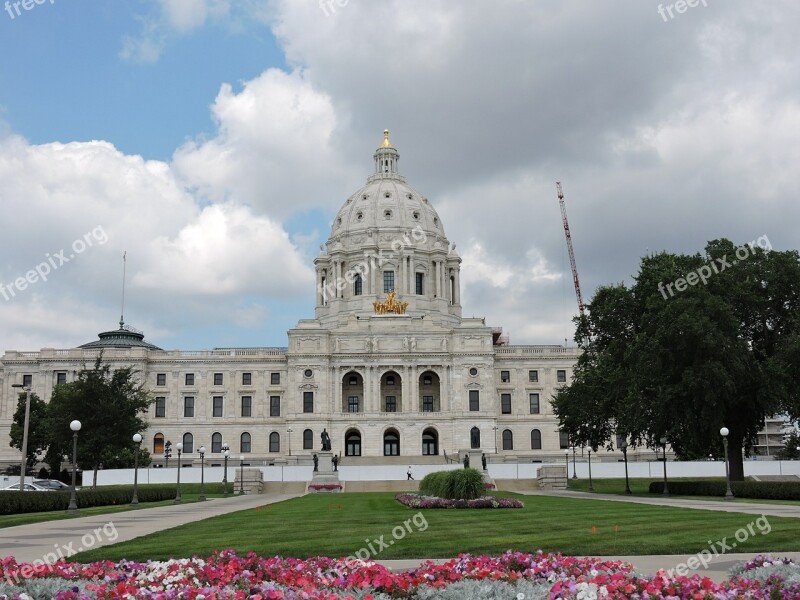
[556,182,587,321]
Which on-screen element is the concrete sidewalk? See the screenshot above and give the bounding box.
[523,488,800,519]
[0,493,298,563]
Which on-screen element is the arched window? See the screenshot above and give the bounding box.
[269,432,280,453]
[303,429,313,450]
[422,428,438,455]
[531,429,542,450]
[182,432,194,454]
[211,432,222,453]
[383,429,400,456]
[470,427,481,449]
[345,429,362,456]
[354,274,362,296]
[153,433,164,454]
[241,432,252,453]
[502,429,513,451]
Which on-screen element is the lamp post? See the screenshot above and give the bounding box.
[587,448,594,492]
[660,436,669,496]
[563,448,569,479]
[199,446,206,501]
[11,384,31,493]
[239,455,244,495]
[66,420,81,514]
[222,444,230,498]
[174,442,183,504]
[492,426,498,454]
[287,428,293,456]
[131,433,142,506]
[571,445,578,479]
[620,440,631,495]
[720,427,734,500]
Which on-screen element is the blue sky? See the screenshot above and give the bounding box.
[1,1,798,351]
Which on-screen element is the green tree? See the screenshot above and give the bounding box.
[554,239,800,481]
[9,391,49,472]
[46,356,153,488]
[776,431,800,460]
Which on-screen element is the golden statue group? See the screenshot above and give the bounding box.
[373,291,409,315]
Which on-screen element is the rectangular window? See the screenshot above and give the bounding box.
[183,396,194,418]
[528,370,538,383]
[22,374,32,387]
[56,372,67,385]
[303,391,314,413]
[354,274,363,296]
[271,372,280,385]
[185,373,195,386]
[156,373,166,386]
[415,272,424,295]
[557,369,567,383]
[529,393,540,414]
[270,396,280,417]
[501,393,512,414]
[385,396,396,412]
[348,396,360,413]
[242,396,252,417]
[155,397,166,418]
[500,370,510,383]
[383,270,395,293]
[423,396,434,412]
[559,430,570,449]
[212,396,223,417]
[242,372,252,386]
[213,373,223,385]
[469,390,480,411]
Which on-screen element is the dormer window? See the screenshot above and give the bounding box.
[413,211,419,220]
[384,209,392,219]
[356,211,363,221]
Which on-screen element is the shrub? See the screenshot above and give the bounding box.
[648,480,800,500]
[419,468,484,500]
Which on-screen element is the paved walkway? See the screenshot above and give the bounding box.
[1,490,798,584]
[0,493,298,564]
[521,488,800,519]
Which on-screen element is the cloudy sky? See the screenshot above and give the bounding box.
[0,0,797,352]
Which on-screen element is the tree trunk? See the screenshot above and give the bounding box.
[728,433,745,482]
[92,463,99,489]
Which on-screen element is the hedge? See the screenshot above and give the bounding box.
[648,480,800,500]
[0,483,226,515]
[419,468,485,500]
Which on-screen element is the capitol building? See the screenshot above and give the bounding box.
[0,132,584,470]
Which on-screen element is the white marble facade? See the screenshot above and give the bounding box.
[0,132,582,468]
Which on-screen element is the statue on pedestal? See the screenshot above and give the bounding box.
[332,454,339,472]
[313,454,318,472]
[321,429,331,451]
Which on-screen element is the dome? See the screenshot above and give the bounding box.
[327,130,448,250]
[80,322,162,351]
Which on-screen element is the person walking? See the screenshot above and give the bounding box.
[407,466,414,480]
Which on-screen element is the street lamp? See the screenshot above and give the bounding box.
[660,436,670,496]
[199,446,206,501]
[620,439,631,495]
[11,384,31,493]
[239,455,245,495]
[222,443,230,498]
[720,427,734,500]
[571,445,578,479]
[587,448,594,492]
[287,428,293,456]
[563,448,569,479]
[174,442,183,504]
[66,420,81,514]
[492,426,498,454]
[131,433,142,506]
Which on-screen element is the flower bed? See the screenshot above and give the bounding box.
[308,483,343,491]
[396,493,523,509]
[0,550,797,599]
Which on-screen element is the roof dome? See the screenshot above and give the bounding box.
[327,130,447,249]
[80,322,162,351]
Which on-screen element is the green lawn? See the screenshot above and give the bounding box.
[0,483,228,529]
[74,491,800,562]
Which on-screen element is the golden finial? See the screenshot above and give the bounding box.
[383,129,391,147]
